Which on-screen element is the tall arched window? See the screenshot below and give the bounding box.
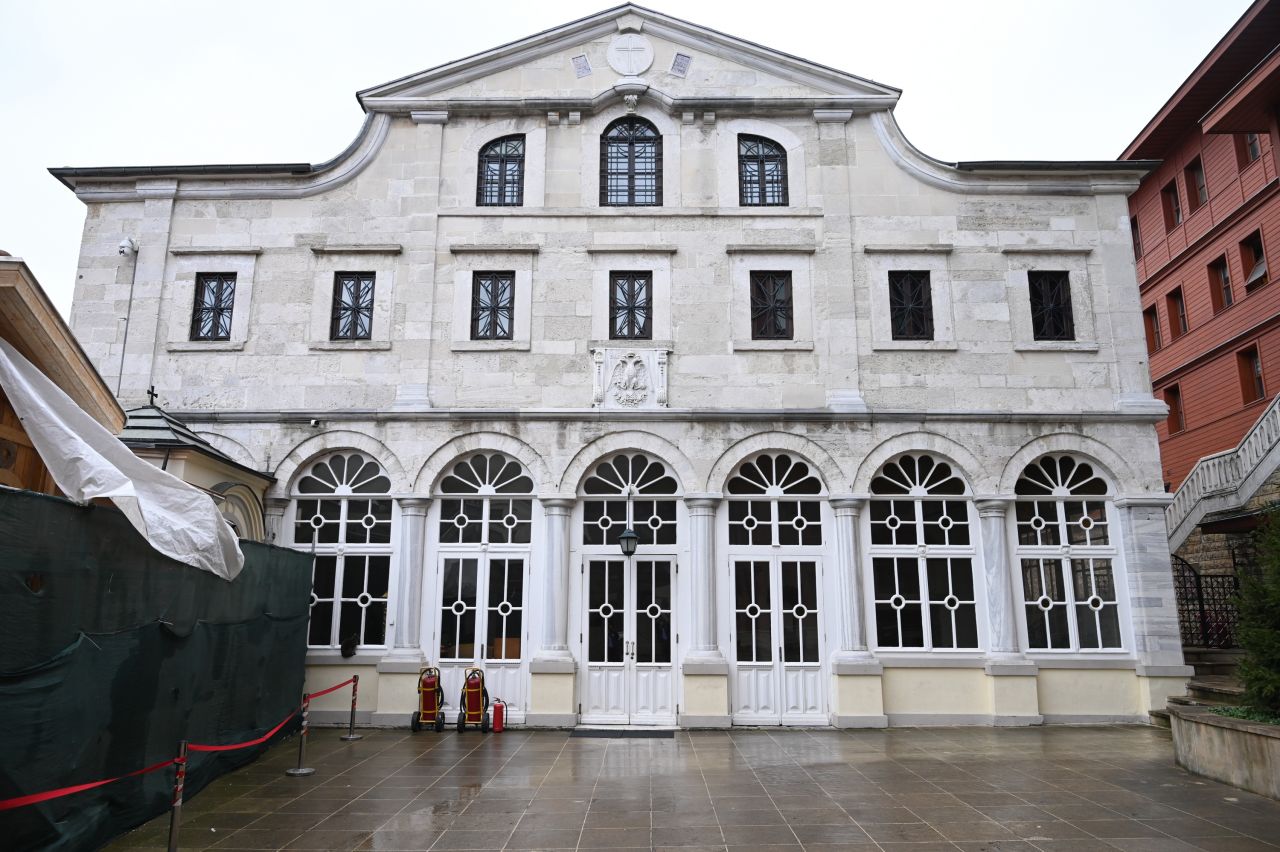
[738,135,788,206]
[868,454,979,650]
[581,453,678,545]
[292,452,394,649]
[476,135,525,206]
[1015,455,1121,650]
[435,453,533,661]
[600,118,662,207]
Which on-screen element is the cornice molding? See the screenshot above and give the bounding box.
[310,244,403,255]
[169,246,263,256]
[863,244,953,254]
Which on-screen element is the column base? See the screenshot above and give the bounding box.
[376,650,426,674]
[682,670,729,724]
[529,667,576,725]
[682,649,729,675]
[831,667,886,727]
[985,659,1042,726]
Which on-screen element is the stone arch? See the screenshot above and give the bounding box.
[272,430,407,496]
[707,431,843,495]
[998,432,1132,495]
[414,432,551,494]
[193,431,262,472]
[558,430,696,495]
[853,431,986,494]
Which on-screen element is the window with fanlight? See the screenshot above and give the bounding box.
[1015,455,1122,651]
[726,453,824,547]
[292,452,394,649]
[435,452,533,662]
[581,454,679,547]
[868,454,978,650]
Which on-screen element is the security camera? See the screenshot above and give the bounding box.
[117,238,138,256]
[308,418,320,427]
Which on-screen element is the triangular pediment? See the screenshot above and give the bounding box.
[358,4,899,114]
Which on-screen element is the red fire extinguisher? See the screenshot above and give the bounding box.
[492,699,505,733]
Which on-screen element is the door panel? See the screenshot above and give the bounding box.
[631,559,675,724]
[583,559,627,723]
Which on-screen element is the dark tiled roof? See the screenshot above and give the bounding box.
[119,405,272,481]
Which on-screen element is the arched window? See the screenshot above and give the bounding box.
[476,135,525,206]
[868,454,978,650]
[600,118,662,207]
[726,452,823,546]
[1015,455,1120,650]
[292,452,393,649]
[581,453,678,545]
[738,134,788,206]
[435,453,533,661]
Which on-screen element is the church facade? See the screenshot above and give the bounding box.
[54,5,1189,727]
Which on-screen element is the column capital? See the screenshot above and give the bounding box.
[683,492,722,511]
[829,494,868,514]
[1112,494,1174,509]
[538,494,576,513]
[974,496,1015,517]
[397,497,432,515]
[264,496,290,513]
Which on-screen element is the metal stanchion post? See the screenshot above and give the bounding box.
[167,740,187,852]
[340,675,363,742]
[285,693,316,777]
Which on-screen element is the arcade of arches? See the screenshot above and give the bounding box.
[286,446,1187,728]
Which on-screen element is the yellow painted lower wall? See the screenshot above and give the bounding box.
[528,672,576,721]
[304,665,377,723]
[681,674,728,723]
[1036,669,1142,720]
[882,668,989,721]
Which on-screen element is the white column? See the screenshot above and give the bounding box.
[263,497,289,545]
[1115,495,1191,671]
[683,494,727,671]
[534,496,575,666]
[975,498,1023,660]
[829,496,878,669]
[387,497,430,661]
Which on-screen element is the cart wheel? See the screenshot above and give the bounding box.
[457,711,465,732]
[435,711,445,732]
[411,713,421,733]
[481,712,490,733]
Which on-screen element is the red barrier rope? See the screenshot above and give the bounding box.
[308,677,355,700]
[0,758,176,812]
[0,676,358,811]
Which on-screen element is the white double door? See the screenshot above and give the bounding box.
[730,556,826,725]
[579,557,677,725]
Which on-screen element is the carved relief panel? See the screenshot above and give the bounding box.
[592,348,669,409]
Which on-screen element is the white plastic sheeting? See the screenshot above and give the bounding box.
[0,337,243,580]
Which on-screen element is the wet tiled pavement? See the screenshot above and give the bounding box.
[108,726,1280,851]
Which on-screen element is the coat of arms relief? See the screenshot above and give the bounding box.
[592,348,669,409]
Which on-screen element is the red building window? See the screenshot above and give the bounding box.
[1165,385,1184,434]
[1166,288,1188,340]
[1143,307,1162,354]
[1209,257,1233,313]
[1162,180,1182,229]
[1239,346,1265,404]
[1130,216,1142,259]
[1185,158,1207,212]
[1237,133,1262,167]
[1241,231,1268,291]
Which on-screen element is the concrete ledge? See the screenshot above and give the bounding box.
[1170,705,1280,799]
[993,714,1045,727]
[170,246,263,255]
[586,244,679,254]
[725,244,817,254]
[449,243,541,254]
[311,244,403,254]
[833,661,884,675]
[530,658,576,674]
[887,713,993,726]
[985,662,1039,676]
[682,659,729,675]
[524,713,578,727]
[862,244,953,254]
[1136,665,1195,677]
[879,656,986,668]
[1032,657,1137,670]
[832,714,888,729]
[679,713,732,728]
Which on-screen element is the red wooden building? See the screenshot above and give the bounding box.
[1123,0,1280,490]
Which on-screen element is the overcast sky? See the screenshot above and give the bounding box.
[0,0,1251,316]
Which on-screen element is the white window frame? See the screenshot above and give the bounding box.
[864,250,957,351]
[1003,250,1098,352]
[729,251,815,351]
[449,249,535,351]
[308,255,396,350]
[165,250,258,351]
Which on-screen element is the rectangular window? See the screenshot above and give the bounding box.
[749,271,794,340]
[486,558,524,660]
[1130,216,1142,259]
[1185,157,1207,211]
[608,271,653,340]
[1239,346,1265,404]
[1209,256,1234,313]
[1166,287,1188,340]
[1027,270,1075,341]
[470,271,515,340]
[330,272,375,340]
[1021,557,1120,650]
[888,270,934,340]
[189,272,236,341]
[1143,307,1162,354]
[1162,180,1182,229]
[1238,132,1262,166]
[1165,385,1184,433]
[1241,231,1268,291]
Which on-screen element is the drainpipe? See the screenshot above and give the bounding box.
[115,238,140,397]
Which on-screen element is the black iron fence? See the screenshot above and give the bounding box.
[1172,554,1242,648]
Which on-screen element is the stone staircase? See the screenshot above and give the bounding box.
[1150,648,1245,728]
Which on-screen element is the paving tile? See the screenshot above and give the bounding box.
[429,829,514,850]
[650,825,727,846]
[283,829,375,850]
[356,831,442,851]
[207,829,307,849]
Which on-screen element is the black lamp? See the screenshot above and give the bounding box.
[618,527,639,557]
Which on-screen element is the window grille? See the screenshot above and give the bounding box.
[750,271,794,340]
[476,135,525,206]
[608,271,652,340]
[582,454,678,546]
[600,118,661,206]
[330,272,374,340]
[738,135,788,206]
[190,272,236,341]
[888,270,934,340]
[727,453,823,547]
[470,271,515,340]
[1028,270,1075,341]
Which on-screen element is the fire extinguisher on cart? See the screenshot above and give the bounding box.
[491,698,505,733]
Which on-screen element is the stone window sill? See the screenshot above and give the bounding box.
[166,340,246,352]
[871,340,959,352]
[1013,342,1099,353]
[451,340,531,352]
[308,340,392,351]
[306,650,384,666]
[732,340,815,352]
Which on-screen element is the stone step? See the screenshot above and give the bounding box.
[1187,676,1245,706]
[1148,708,1171,729]
[1182,648,1246,664]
